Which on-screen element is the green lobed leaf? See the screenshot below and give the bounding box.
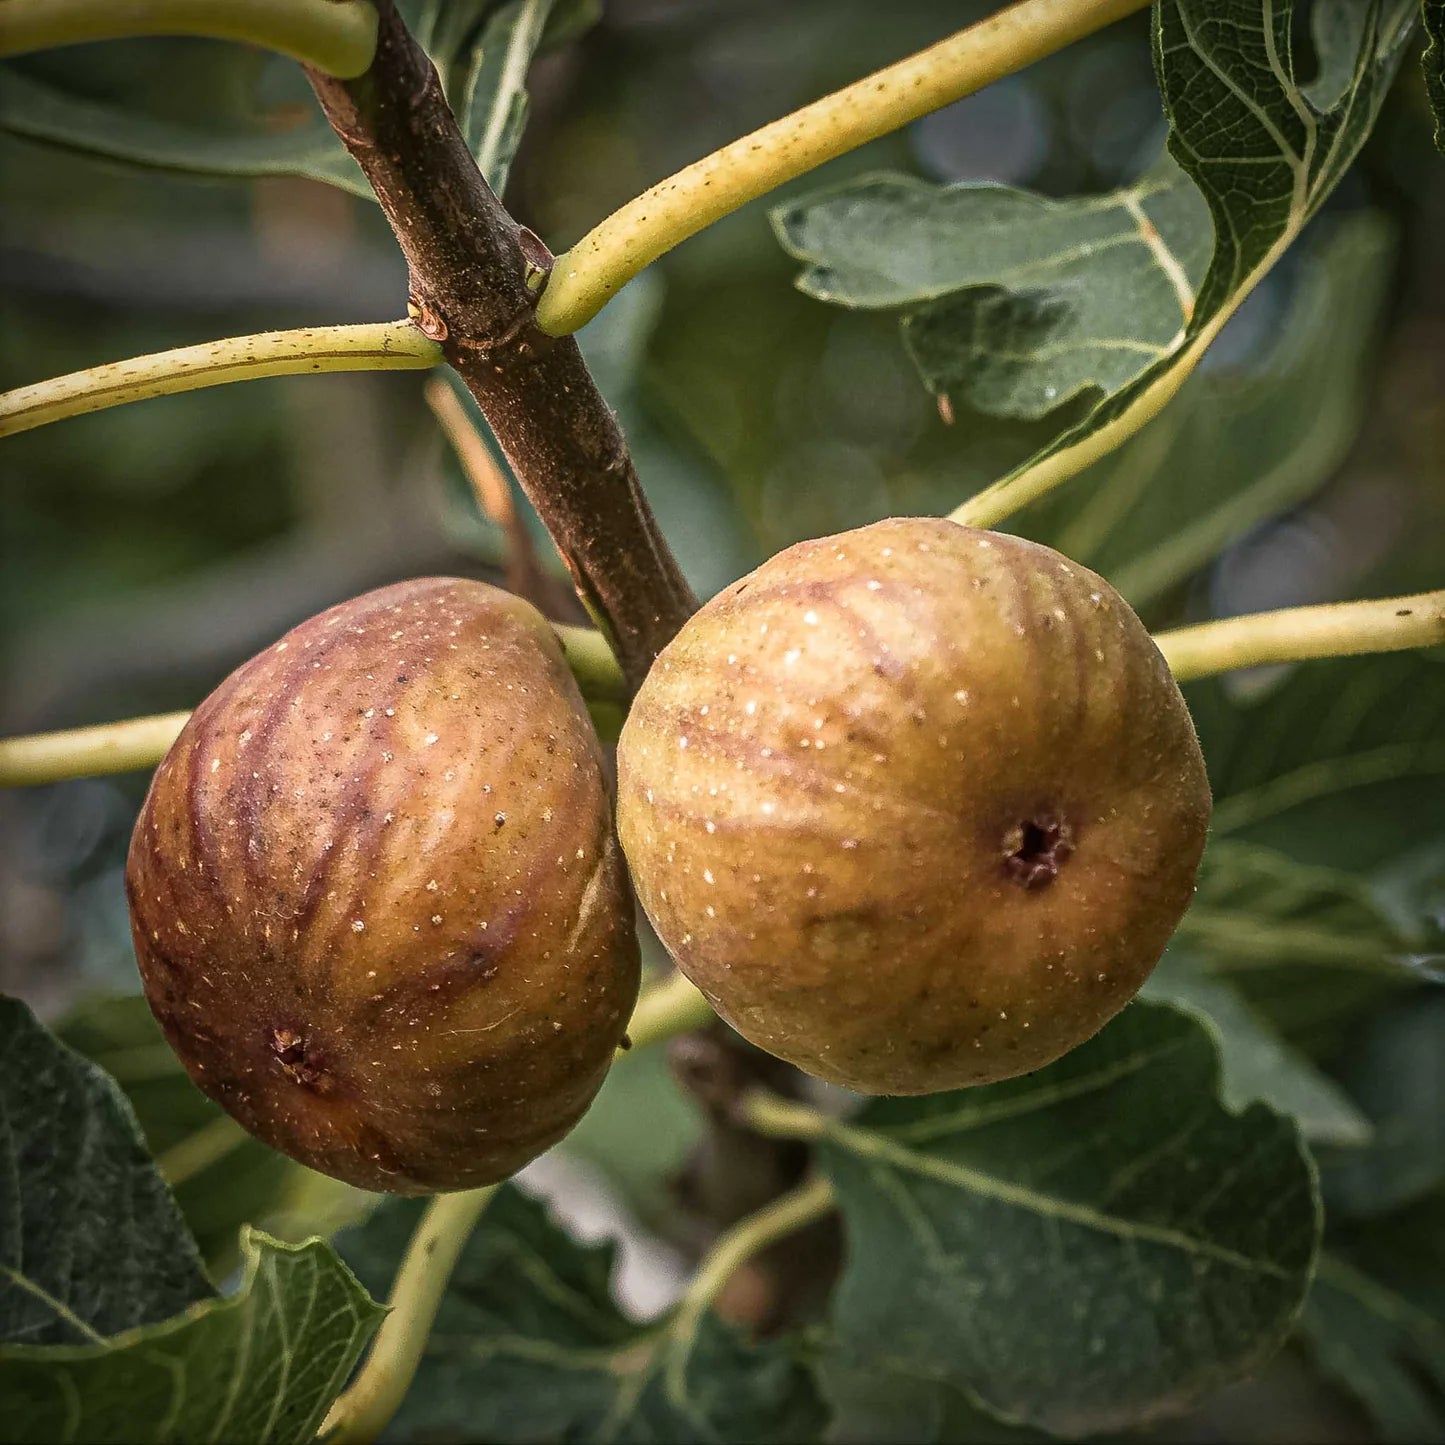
[1142,958,1372,1147]
[1174,841,1427,983]
[1189,651,1445,878]
[0,61,369,196]
[0,1229,384,1445]
[0,2,598,197]
[773,153,1212,420]
[56,994,372,1280]
[0,995,212,1347]
[337,1185,827,1444]
[1299,1196,1445,1443]
[815,1000,1319,1438]
[1014,213,1393,609]
[774,0,1416,513]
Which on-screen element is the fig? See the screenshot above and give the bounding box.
[616,518,1210,1094]
[126,578,639,1193]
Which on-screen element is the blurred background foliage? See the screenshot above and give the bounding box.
[1,2,1443,1437]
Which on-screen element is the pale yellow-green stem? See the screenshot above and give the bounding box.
[535,0,1150,335]
[321,1186,497,1445]
[0,322,442,439]
[738,1092,830,1142]
[0,711,190,787]
[623,969,715,1053]
[1156,591,1445,683]
[0,0,379,77]
[663,1174,835,1393]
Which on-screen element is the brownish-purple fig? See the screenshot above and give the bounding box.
[617,518,1210,1094]
[127,578,638,1193]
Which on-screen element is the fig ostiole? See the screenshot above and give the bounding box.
[616,517,1211,1095]
[127,577,639,1194]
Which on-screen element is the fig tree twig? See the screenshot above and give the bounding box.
[321,1186,497,1445]
[535,0,1149,335]
[0,711,191,786]
[0,323,440,438]
[305,1,697,690]
[0,0,379,76]
[737,1092,829,1143]
[1155,591,1445,683]
[663,1173,834,1381]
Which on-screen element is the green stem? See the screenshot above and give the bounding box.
[623,969,716,1053]
[321,1186,497,1444]
[535,0,1149,335]
[0,321,440,437]
[738,1092,830,1142]
[666,1175,834,1354]
[0,0,379,77]
[1156,591,1445,683]
[0,711,190,786]
[0,322,441,438]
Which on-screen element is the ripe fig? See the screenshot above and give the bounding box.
[127,578,639,1193]
[617,518,1210,1094]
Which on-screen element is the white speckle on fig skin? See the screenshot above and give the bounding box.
[616,518,1210,1096]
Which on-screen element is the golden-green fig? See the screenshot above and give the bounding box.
[616,518,1210,1094]
[126,578,639,1193]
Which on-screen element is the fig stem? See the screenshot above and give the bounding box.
[321,1185,498,1445]
[665,1174,835,1358]
[0,0,379,76]
[1156,590,1445,683]
[534,0,1150,336]
[0,711,190,787]
[623,970,716,1054]
[0,322,441,438]
[737,1092,830,1142]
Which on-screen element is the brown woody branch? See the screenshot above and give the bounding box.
[305,1,696,690]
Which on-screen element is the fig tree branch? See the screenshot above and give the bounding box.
[0,0,378,76]
[305,1,697,691]
[0,322,440,438]
[321,1185,498,1445]
[535,0,1150,336]
[1156,590,1445,683]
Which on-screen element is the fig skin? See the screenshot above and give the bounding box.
[126,578,639,1194]
[616,518,1211,1095]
